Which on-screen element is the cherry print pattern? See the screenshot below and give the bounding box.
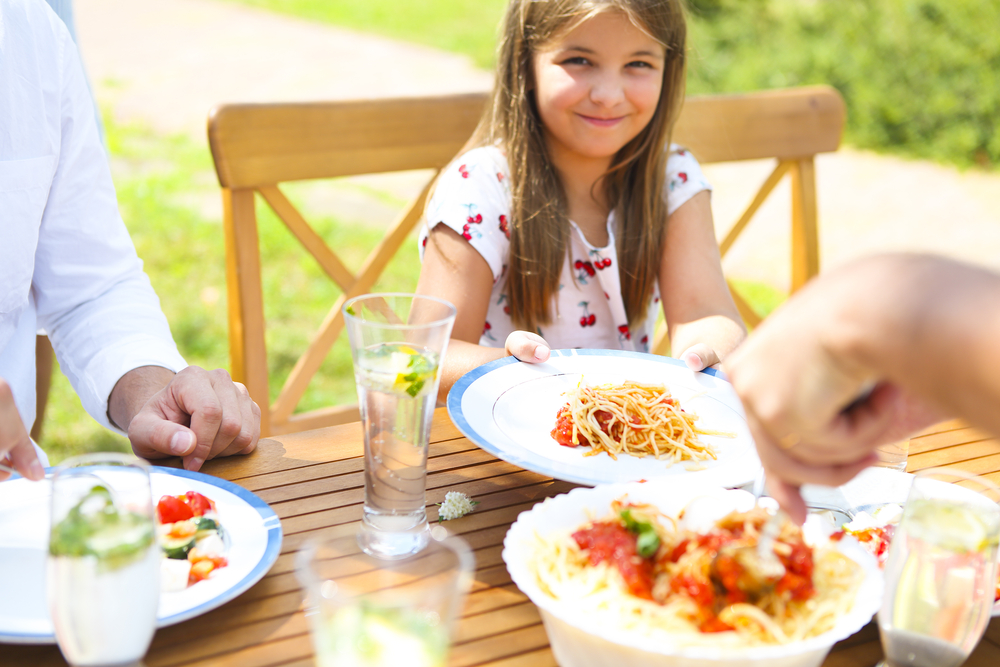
[677,172,688,183]
[498,214,510,239]
[618,325,631,341]
[578,302,596,328]
[482,320,497,341]
[458,164,470,179]
[573,260,596,283]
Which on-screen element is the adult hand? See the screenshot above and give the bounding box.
[115,366,260,472]
[724,259,946,522]
[505,330,551,363]
[0,378,45,481]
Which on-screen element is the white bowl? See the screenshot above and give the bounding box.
[502,480,883,667]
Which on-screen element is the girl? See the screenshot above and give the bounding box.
[416,0,745,398]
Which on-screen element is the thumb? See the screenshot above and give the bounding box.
[679,344,719,372]
[128,411,197,459]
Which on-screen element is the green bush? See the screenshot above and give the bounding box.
[686,0,1000,168]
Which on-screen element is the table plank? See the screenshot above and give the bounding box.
[5,414,999,666]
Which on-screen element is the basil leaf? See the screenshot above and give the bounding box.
[636,530,660,558]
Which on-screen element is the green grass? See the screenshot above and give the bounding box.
[222,0,508,69]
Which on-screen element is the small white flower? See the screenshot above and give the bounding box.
[437,491,478,521]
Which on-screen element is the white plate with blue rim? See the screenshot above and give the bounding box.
[0,466,283,644]
[447,349,760,488]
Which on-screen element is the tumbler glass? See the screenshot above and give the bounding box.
[344,293,456,559]
[877,468,1000,667]
[48,453,159,666]
[297,527,473,667]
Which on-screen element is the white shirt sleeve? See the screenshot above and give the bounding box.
[665,144,712,216]
[31,18,186,433]
[419,147,512,282]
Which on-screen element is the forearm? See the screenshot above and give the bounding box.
[437,340,508,402]
[107,365,176,433]
[830,255,1000,434]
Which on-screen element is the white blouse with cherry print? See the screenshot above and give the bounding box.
[419,145,711,353]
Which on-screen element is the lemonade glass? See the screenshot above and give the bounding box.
[344,293,456,559]
[48,453,159,666]
[296,526,473,667]
[877,468,1000,667]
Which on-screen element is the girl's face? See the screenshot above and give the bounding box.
[532,11,665,168]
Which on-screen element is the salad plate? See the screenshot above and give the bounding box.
[0,466,282,644]
[447,349,760,488]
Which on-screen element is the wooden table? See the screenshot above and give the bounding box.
[8,411,1000,666]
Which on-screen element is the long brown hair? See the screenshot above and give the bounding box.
[468,0,687,332]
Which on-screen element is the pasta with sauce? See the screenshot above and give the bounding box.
[550,380,728,463]
[528,499,864,647]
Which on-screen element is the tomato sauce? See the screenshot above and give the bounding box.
[572,521,655,599]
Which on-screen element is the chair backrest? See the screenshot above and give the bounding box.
[207,85,843,436]
[208,94,485,436]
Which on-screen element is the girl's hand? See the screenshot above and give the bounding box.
[505,331,551,363]
[678,343,720,371]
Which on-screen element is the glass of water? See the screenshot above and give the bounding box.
[48,453,159,666]
[877,468,1000,667]
[344,293,456,559]
[296,526,473,667]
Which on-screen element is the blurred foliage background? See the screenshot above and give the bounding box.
[40,0,995,462]
[233,0,999,169]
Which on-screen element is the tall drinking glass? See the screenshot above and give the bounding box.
[296,527,473,667]
[877,468,1000,667]
[48,453,159,666]
[344,293,457,559]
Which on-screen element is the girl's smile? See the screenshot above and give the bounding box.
[533,11,665,169]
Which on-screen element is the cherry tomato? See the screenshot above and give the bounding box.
[184,491,215,516]
[157,495,194,524]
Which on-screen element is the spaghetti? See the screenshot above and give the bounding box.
[550,380,727,463]
[529,499,864,647]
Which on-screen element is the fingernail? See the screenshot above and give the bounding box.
[170,431,195,455]
[30,460,45,481]
[185,457,204,472]
[534,345,548,360]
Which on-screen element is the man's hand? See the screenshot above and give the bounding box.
[0,378,45,481]
[111,366,260,472]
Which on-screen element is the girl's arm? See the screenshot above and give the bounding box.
[657,191,746,369]
[416,225,549,401]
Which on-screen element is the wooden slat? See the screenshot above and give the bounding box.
[269,178,434,425]
[674,85,845,164]
[222,186,271,435]
[208,93,487,188]
[790,156,820,291]
[718,159,792,258]
[258,185,356,291]
[727,278,764,329]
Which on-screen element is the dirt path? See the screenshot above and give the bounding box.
[75,0,1000,290]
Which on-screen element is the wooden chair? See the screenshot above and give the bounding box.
[207,94,486,436]
[207,86,843,436]
[651,84,845,353]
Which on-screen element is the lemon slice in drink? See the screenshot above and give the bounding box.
[905,499,999,553]
[388,345,437,398]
